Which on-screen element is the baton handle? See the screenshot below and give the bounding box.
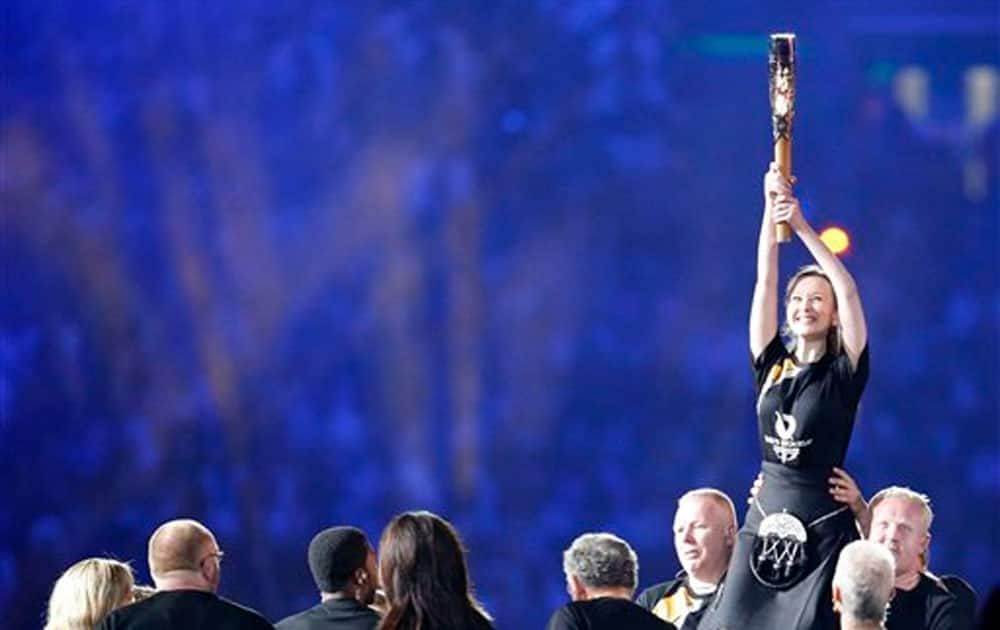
[774,138,792,242]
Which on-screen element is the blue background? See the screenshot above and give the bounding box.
[3,1,997,628]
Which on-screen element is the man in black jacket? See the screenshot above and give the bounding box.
[635,489,737,630]
[98,519,273,630]
[276,526,381,630]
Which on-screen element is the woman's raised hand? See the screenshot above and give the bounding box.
[764,163,805,231]
[764,162,794,202]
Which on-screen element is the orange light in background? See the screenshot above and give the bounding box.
[820,226,851,255]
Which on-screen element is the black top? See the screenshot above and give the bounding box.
[886,573,976,630]
[379,609,494,630]
[98,589,274,630]
[635,573,713,630]
[546,597,676,630]
[753,335,869,471]
[275,598,379,630]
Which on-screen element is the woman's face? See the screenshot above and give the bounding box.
[786,275,837,341]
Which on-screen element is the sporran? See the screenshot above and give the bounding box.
[750,509,808,588]
[749,500,849,589]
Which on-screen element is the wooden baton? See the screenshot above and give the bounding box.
[769,33,796,243]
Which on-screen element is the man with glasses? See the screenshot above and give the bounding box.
[98,518,274,629]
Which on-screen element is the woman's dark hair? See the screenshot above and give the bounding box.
[378,511,492,630]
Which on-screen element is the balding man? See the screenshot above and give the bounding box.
[636,489,736,630]
[98,519,273,629]
[832,540,895,629]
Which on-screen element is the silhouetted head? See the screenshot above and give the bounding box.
[148,519,223,592]
[308,526,378,605]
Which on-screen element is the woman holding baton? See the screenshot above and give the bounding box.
[699,163,869,630]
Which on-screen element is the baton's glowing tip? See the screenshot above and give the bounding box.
[820,226,851,255]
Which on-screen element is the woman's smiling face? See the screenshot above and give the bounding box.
[785,274,837,342]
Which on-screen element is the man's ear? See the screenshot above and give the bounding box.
[201,558,218,585]
[568,575,588,601]
[831,584,843,614]
[355,566,368,585]
[919,531,932,569]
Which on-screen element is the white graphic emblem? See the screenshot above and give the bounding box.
[764,411,813,464]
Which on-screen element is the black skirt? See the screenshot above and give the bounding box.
[697,463,859,630]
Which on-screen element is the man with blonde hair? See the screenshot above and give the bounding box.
[832,540,895,629]
[636,489,737,629]
[98,518,273,629]
[867,487,974,630]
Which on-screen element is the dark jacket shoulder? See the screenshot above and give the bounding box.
[888,573,974,630]
[547,597,675,630]
[636,576,686,611]
[99,590,273,630]
[275,599,379,630]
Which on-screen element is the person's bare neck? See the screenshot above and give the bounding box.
[894,569,921,591]
[581,586,634,601]
[320,590,356,603]
[153,571,215,593]
[795,338,827,363]
[840,618,883,630]
[688,567,724,592]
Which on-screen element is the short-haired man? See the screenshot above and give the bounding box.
[636,489,737,629]
[98,518,273,629]
[832,540,896,629]
[868,487,975,630]
[276,526,380,630]
[546,532,675,630]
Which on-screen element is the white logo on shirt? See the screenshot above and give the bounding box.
[764,411,813,464]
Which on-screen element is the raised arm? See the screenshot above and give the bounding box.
[750,165,782,360]
[769,174,868,369]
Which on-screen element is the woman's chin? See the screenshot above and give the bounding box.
[794,329,829,342]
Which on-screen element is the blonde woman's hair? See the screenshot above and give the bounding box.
[44,558,135,630]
